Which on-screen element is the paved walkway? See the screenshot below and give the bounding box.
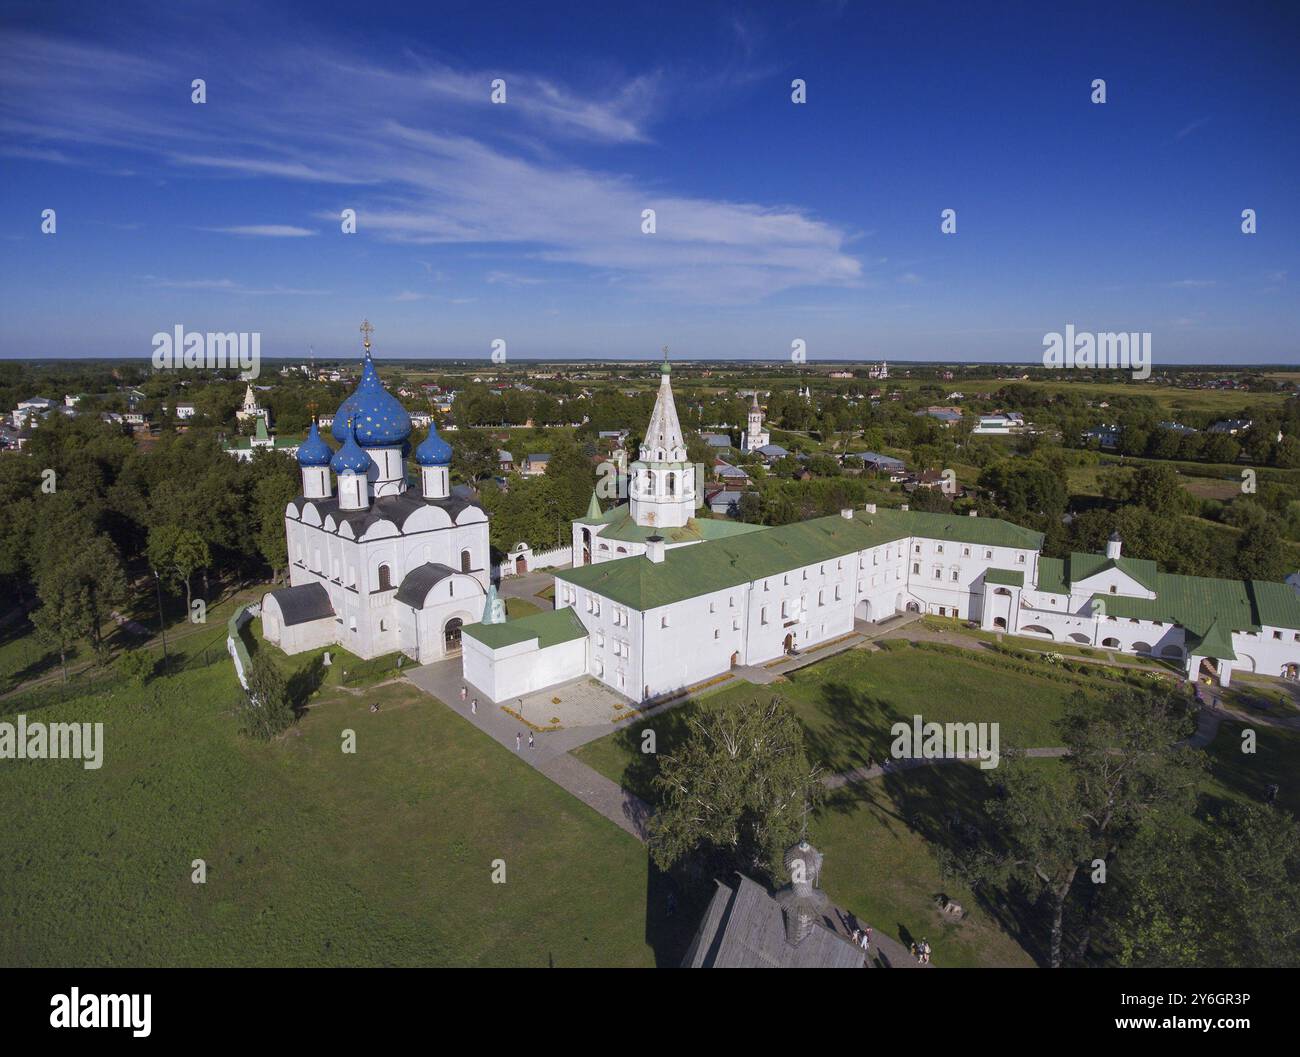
[403,658,656,837]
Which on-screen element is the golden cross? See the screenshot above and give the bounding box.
[360,319,374,349]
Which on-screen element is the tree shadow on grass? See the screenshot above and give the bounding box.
[802,679,902,778]
[818,742,1051,966]
[287,655,327,715]
[607,701,701,805]
[4,647,64,689]
[642,855,717,968]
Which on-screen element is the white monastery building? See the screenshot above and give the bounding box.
[463,354,1300,703]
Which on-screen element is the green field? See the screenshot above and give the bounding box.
[575,642,1117,800]
[0,657,661,967]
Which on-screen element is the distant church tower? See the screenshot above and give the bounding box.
[741,392,769,454]
[629,349,696,530]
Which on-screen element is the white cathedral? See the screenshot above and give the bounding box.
[261,332,490,666]
[258,337,1300,710]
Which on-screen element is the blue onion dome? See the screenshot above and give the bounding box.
[332,351,411,448]
[330,417,373,475]
[297,421,333,466]
[331,390,359,443]
[415,422,453,466]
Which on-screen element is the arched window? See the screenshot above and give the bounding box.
[377,564,393,591]
[666,472,676,496]
[461,549,472,573]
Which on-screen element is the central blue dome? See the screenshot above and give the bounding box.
[415,422,453,466]
[330,417,374,475]
[296,421,333,467]
[332,352,411,448]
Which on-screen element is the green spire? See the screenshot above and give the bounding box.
[482,584,505,624]
[660,344,670,376]
[586,491,601,519]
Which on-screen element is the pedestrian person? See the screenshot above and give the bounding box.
[515,731,521,751]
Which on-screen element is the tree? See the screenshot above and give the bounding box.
[1221,500,1286,581]
[252,470,298,583]
[32,527,127,671]
[449,426,497,483]
[1106,802,1300,967]
[116,648,156,686]
[648,697,824,880]
[950,687,1202,967]
[977,460,1067,522]
[236,651,294,740]
[147,524,210,614]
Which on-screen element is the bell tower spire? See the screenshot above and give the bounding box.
[629,346,695,529]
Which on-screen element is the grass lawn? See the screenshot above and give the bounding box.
[0,647,659,967]
[812,766,1039,967]
[575,642,1110,801]
[506,597,543,619]
[1199,719,1300,819]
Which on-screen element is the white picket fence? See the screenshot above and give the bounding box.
[496,544,571,580]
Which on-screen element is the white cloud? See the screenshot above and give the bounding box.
[202,225,319,237]
[0,28,861,305]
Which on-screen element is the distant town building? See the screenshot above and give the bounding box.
[235,383,269,424]
[740,393,770,454]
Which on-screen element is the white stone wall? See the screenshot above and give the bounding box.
[556,588,644,699]
[259,596,335,655]
[1231,626,1300,678]
[903,535,1038,619]
[463,633,587,702]
[283,497,490,661]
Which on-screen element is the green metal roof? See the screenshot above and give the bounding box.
[1064,552,1160,592]
[589,505,765,545]
[1088,572,1300,638]
[1252,580,1300,631]
[556,508,1040,611]
[462,607,587,651]
[879,508,1044,551]
[1187,619,1237,662]
[984,568,1024,587]
[1036,556,1068,595]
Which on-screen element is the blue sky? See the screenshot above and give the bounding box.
[1,0,1297,363]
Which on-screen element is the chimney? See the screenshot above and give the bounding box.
[864,503,877,514]
[840,508,853,520]
[646,535,665,564]
[1106,531,1122,560]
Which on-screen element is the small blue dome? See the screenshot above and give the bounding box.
[330,418,373,475]
[296,421,333,467]
[332,352,411,448]
[415,422,452,466]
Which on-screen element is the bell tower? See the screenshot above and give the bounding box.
[629,348,695,530]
